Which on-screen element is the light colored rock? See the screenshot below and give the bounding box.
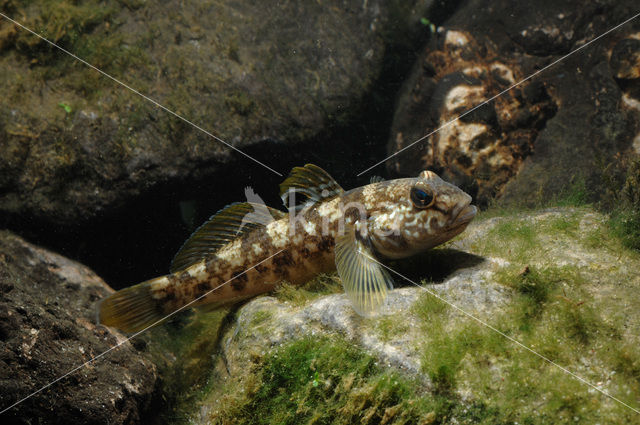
[221,253,512,383]
[189,207,640,424]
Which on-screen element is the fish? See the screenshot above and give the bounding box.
[98,164,477,332]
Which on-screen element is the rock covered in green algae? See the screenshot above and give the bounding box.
[220,254,511,379]
[0,231,159,424]
[0,0,434,225]
[168,208,640,424]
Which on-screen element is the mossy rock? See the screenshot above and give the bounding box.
[156,207,640,424]
[0,0,434,225]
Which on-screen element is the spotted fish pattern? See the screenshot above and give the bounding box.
[98,164,476,332]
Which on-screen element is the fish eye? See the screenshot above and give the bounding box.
[410,186,435,209]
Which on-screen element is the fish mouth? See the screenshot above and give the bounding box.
[450,204,477,228]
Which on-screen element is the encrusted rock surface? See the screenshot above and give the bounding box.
[0,231,158,424]
[3,207,638,424]
[387,27,557,203]
[219,208,637,385]
[386,0,640,206]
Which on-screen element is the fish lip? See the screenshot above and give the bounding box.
[450,204,477,228]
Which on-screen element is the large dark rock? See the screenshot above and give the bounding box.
[385,0,640,206]
[0,231,158,424]
[386,27,557,204]
[0,0,434,225]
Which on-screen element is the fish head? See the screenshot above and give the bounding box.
[367,170,476,259]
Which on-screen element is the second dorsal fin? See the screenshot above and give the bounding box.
[279,164,344,211]
[170,202,286,273]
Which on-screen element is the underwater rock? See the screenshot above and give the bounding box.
[0,0,434,226]
[0,231,158,424]
[182,207,640,424]
[611,36,640,133]
[386,0,640,206]
[220,254,509,380]
[386,27,557,204]
[610,37,640,80]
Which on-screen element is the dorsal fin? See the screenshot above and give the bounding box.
[170,202,286,273]
[279,164,344,211]
[369,175,385,184]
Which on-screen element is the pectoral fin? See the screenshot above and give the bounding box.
[334,222,394,315]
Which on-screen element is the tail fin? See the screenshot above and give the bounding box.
[98,278,167,333]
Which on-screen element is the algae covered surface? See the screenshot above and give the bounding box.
[152,206,640,424]
[0,0,426,225]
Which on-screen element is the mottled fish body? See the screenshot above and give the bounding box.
[99,165,476,332]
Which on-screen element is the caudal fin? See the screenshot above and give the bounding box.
[98,279,166,333]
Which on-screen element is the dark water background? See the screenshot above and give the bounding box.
[0,1,466,291]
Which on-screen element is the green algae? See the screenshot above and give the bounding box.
[198,335,466,425]
[412,263,640,423]
[475,217,537,263]
[4,0,148,90]
[144,309,233,423]
[249,310,273,327]
[0,0,153,193]
[376,316,410,344]
[5,0,115,54]
[599,154,640,251]
[556,176,590,207]
[274,274,343,306]
[608,155,640,250]
[610,210,640,251]
[412,209,640,423]
[149,207,640,424]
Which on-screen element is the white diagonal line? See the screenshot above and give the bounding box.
[357,11,640,176]
[0,12,283,177]
[364,253,640,415]
[0,249,286,415]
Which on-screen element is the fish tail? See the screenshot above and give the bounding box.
[98,277,167,333]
